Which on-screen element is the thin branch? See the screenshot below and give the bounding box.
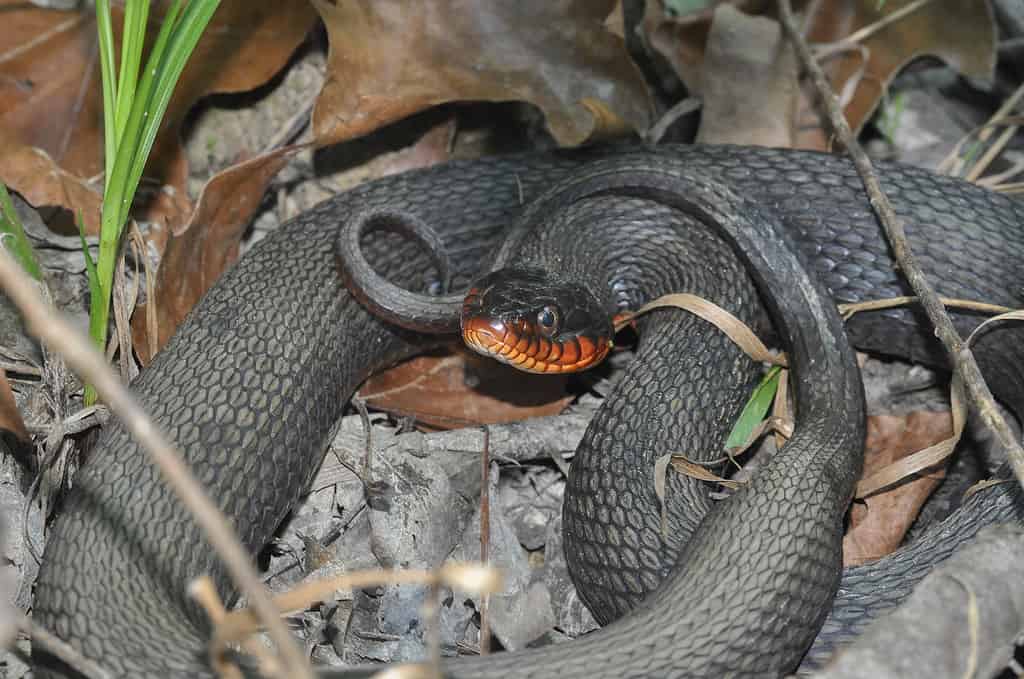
[777,0,1024,490]
[20,614,111,679]
[811,0,933,61]
[645,97,701,144]
[0,250,314,679]
[841,0,932,46]
[478,428,492,655]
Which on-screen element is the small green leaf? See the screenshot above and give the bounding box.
[77,213,101,306]
[878,91,905,147]
[77,210,102,406]
[663,0,716,16]
[725,366,781,450]
[0,182,43,281]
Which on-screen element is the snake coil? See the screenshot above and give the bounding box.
[35,146,1024,678]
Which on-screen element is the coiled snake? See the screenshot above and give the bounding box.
[34,146,1024,677]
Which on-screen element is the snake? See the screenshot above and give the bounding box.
[33,145,1024,678]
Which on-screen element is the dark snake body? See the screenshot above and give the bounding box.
[34,145,1024,678]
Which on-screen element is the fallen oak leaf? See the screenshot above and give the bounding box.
[800,0,996,147]
[0,138,102,235]
[0,3,100,178]
[641,0,733,95]
[0,368,28,443]
[843,410,952,566]
[0,368,33,471]
[310,0,653,147]
[359,349,572,430]
[695,4,799,148]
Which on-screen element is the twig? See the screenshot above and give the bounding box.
[262,102,314,154]
[20,614,111,679]
[645,97,701,145]
[0,250,314,679]
[0,14,85,65]
[937,85,1024,176]
[212,565,501,649]
[813,0,933,59]
[478,427,492,655]
[352,396,373,484]
[189,576,273,679]
[965,124,1019,183]
[778,0,1024,490]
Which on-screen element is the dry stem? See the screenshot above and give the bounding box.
[0,250,313,679]
[20,615,110,679]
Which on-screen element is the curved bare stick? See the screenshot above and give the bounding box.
[0,250,313,679]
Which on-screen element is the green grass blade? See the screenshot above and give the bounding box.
[0,183,42,281]
[93,0,185,311]
[107,0,184,230]
[124,1,219,220]
[79,212,102,405]
[725,366,782,450]
[95,0,119,194]
[88,0,216,363]
[77,216,100,306]
[113,0,151,144]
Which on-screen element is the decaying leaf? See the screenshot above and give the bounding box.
[801,0,995,147]
[694,4,798,147]
[0,369,29,444]
[642,0,996,147]
[0,3,100,179]
[131,144,307,363]
[359,351,572,430]
[310,0,653,147]
[642,0,732,94]
[0,139,102,235]
[843,410,953,566]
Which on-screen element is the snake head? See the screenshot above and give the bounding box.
[461,267,613,374]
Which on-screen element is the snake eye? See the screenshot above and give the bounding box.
[536,306,560,336]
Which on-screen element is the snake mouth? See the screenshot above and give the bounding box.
[461,315,611,374]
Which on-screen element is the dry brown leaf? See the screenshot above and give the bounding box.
[695,4,798,147]
[310,0,652,147]
[359,350,572,430]
[131,144,307,363]
[0,369,28,443]
[0,138,103,234]
[0,4,99,178]
[0,0,317,197]
[843,410,953,566]
[642,0,996,149]
[642,0,719,94]
[799,0,995,148]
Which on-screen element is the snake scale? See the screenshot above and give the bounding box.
[33,145,1024,678]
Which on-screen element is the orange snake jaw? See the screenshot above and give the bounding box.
[461,315,612,374]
